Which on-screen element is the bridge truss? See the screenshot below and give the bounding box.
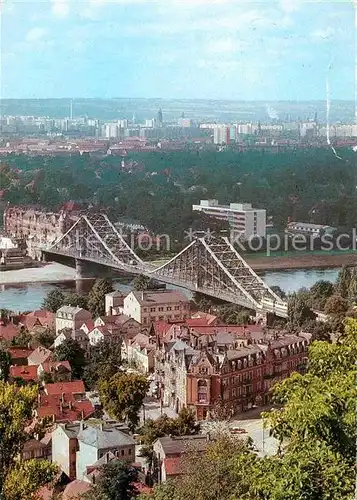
[47,214,286,314]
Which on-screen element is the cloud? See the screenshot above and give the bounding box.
[26,27,47,42]
[51,0,70,18]
[311,27,335,42]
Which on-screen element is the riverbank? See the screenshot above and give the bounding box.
[0,263,77,286]
[246,252,357,271]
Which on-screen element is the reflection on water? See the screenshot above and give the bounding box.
[0,268,341,312]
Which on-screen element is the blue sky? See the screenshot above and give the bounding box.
[1,0,354,100]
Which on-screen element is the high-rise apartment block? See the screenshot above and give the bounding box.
[213,125,230,145]
[192,199,266,240]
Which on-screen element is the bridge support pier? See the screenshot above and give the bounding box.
[75,259,86,279]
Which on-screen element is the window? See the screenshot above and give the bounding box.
[143,308,147,312]
[167,306,172,311]
[121,449,125,456]
[174,306,180,310]
[128,448,132,455]
[158,307,164,312]
[150,307,156,312]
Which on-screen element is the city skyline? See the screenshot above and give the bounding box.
[1,0,354,101]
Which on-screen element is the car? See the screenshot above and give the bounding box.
[230,427,247,434]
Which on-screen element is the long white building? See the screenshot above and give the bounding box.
[192,199,266,240]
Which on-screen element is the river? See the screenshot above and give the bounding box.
[0,263,340,312]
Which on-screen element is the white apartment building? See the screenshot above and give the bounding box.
[213,126,230,145]
[192,199,266,240]
[55,306,92,335]
[122,290,190,326]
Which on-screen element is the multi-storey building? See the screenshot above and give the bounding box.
[192,199,266,240]
[55,306,92,335]
[155,327,311,420]
[3,205,80,259]
[123,290,190,326]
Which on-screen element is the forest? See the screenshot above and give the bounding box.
[1,147,356,242]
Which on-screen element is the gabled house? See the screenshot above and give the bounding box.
[55,306,92,335]
[28,346,53,366]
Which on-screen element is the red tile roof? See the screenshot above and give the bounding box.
[0,322,20,342]
[62,480,91,499]
[44,380,85,395]
[189,325,263,336]
[10,365,38,381]
[28,346,53,365]
[7,347,32,362]
[152,321,172,338]
[37,392,94,423]
[24,310,55,329]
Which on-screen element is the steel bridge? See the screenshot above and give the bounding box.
[42,213,288,318]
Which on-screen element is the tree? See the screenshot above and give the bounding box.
[209,396,234,421]
[132,275,159,291]
[11,327,31,348]
[84,461,138,500]
[31,327,56,349]
[324,294,349,316]
[41,289,65,313]
[88,278,114,318]
[53,339,86,379]
[0,348,11,382]
[270,285,286,299]
[347,267,357,303]
[64,292,88,310]
[0,382,58,497]
[83,338,123,390]
[287,292,316,329]
[99,372,149,430]
[310,280,334,310]
[335,265,352,299]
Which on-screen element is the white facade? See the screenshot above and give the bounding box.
[192,199,266,240]
[213,126,230,145]
[123,291,190,326]
[55,306,92,335]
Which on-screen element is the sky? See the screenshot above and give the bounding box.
[0,0,354,100]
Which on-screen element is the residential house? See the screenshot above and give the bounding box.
[105,290,125,315]
[125,333,156,373]
[37,360,72,382]
[0,321,20,343]
[156,327,311,420]
[28,346,53,366]
[76,422,136,480]
[54,327,89,354]
[87,326,119,347]
[94,314,141,338]
[153,435,208,483]
[55,306,92,335]
[21,438,51,462]
[52,423,80,480]
[21,310,55,330]
[7,347,32,365]
[123,290,190,326]
[36,381,95,424]
[9,365,38,383]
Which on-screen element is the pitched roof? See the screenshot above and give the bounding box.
[44,380,85,395]
[151,321,172,338]
[28,346,53,365]
[40,360,71,373]
[56,306,88,315]
[62,480,91,499]
[155,435,208,456]
[78,424,135,449]
[37,394,94,423]
[130,290,189,306]
[0,322,20,342]
[25,310,55,328]
[10,365,38,381]
[7,347,32,361]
